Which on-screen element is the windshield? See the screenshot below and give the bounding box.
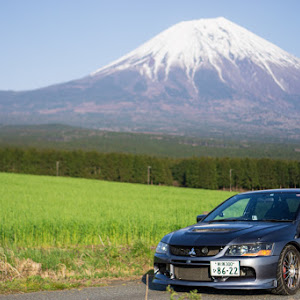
[204,192,300,222]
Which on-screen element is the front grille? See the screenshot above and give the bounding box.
[170,245,223,257]
[174,265,211,282]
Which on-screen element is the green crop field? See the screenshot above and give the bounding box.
[0,172,235,292]
[0,172,234,248]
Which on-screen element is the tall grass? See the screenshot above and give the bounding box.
[0,172,234,248]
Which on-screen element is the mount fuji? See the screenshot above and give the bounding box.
[1,17,300,139]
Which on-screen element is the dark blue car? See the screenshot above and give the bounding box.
[153,189,300,295]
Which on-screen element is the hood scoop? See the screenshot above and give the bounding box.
[192,227,235,233]
[191,224,252,233]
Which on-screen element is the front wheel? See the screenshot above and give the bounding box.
[272,244,300,295]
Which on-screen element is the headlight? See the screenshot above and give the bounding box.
[156,242,169,254]
[225,243,273,257]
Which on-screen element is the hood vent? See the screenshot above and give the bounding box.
[192,227,240,233]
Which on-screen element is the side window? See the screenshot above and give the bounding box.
[286,198,300,217]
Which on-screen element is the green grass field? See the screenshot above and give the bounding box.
[0,172,234,248]
[0,172,235,292]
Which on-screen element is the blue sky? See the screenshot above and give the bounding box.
[1,0,300,91]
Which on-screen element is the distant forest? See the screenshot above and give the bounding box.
[0,147,299,190]
[0,124,299,160]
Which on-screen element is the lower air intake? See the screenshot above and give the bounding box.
[174,265,211,282]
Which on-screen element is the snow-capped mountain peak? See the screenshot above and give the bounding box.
[92,17,300,92]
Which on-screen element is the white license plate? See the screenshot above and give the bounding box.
[210,261,240,276]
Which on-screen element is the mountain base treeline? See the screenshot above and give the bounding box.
[0,148,299,190]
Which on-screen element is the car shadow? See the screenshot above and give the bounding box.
[141,270,166,291]
[141,270,272,296]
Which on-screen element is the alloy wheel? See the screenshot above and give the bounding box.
[282,248,300,290]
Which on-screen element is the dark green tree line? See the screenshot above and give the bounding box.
[0,147,299,190]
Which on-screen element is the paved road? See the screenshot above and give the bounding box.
[1,276,300,300]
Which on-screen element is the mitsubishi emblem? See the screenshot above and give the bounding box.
[188,247,196,256]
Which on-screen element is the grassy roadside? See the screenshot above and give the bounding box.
[0,276,145,295]
[0,243,154,294]
[0,277,81,294]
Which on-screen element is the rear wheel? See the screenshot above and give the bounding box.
[272,245,300,295]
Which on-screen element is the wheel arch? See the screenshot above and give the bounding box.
[285,241,300,253]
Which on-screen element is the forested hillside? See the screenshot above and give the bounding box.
[0,125,299,160]
[1,147,299,190]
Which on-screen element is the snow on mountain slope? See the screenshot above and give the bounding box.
[0,17,300,139]
[92,17,300,93]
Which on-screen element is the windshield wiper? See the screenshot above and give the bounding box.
[208,218,249,223]
[260,219,293,223]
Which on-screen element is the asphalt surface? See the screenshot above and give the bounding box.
[1,276,300,300]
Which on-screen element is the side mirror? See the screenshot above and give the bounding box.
[197,214,207,222]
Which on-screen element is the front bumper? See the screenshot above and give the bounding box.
[153,253,279,290]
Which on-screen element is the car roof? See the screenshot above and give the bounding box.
[238,189,300,196]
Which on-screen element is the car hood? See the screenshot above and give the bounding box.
[165,221,294,246]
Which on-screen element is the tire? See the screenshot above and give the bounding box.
[272,244,300,295]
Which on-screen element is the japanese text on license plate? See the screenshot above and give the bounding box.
[210,261,240,276]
